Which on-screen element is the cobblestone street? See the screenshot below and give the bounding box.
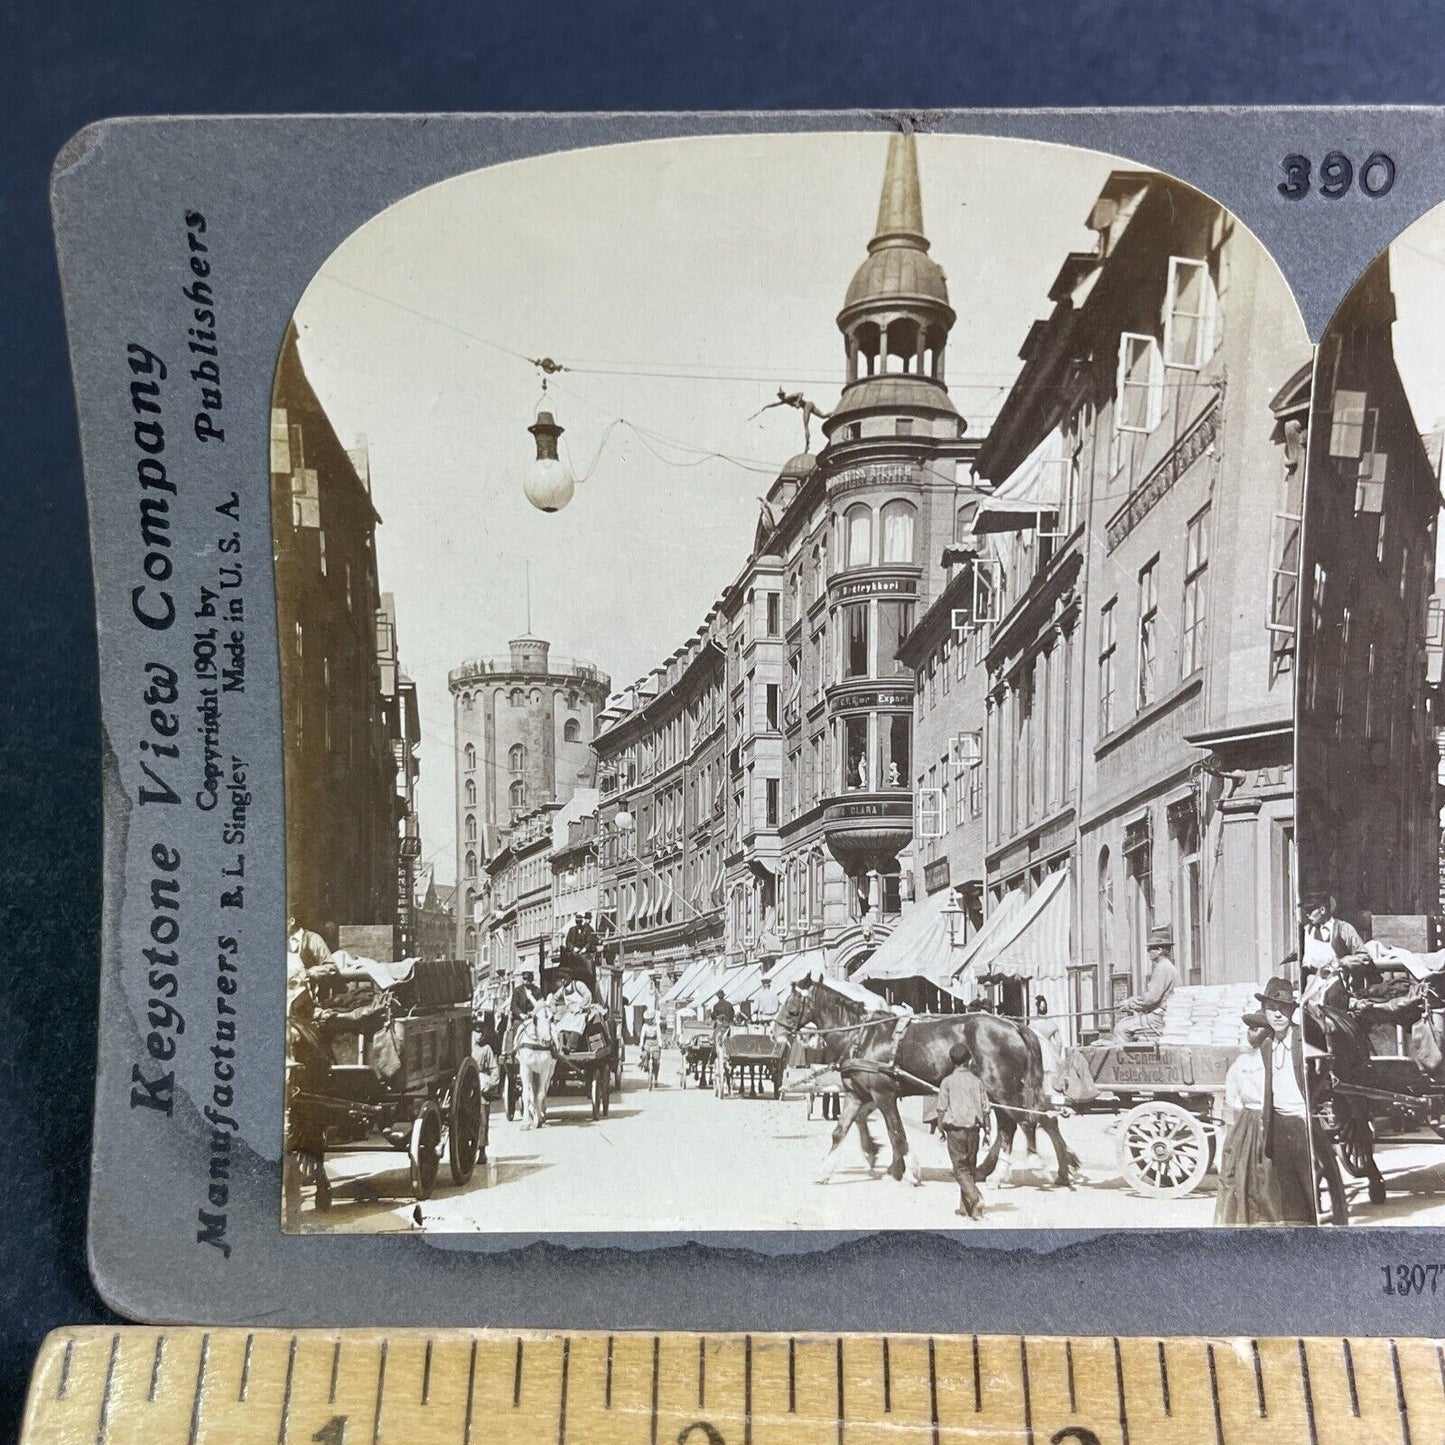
[301,1051,1223,1234]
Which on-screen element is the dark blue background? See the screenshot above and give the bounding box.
[3,2,1444,1434]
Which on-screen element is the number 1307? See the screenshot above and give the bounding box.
[1382,1264,1444,1296]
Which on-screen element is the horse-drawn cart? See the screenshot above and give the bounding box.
[285,956,484,1210]
[500,948,622,1123]
[715,1028,788,1098]
[677,1018,716,1088]
[1061,1037,1234,1198]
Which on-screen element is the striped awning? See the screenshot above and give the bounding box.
[948,889,1027,983]
[968,868,1072,982]
[853,887,970,998]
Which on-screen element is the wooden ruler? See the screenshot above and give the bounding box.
[19,1327,1445,1445]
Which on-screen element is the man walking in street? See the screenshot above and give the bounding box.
[1112,925,1180,1041]
[933,1041,990,1220]
[1254,975,1319,1224]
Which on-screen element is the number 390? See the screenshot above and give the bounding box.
[1279,151,1396,200]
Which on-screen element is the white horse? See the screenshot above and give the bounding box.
[514,1006,558,1130]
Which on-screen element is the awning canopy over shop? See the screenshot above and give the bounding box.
[947,889,1027,982]
[972,429,1065,535]
[965,868,1072,983]
[852,889,971,1000]
[763,949,828,995]
[720,962,766,1003]
[662,957,716,1005]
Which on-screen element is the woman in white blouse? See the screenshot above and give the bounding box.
[1213,1016,1276,1225]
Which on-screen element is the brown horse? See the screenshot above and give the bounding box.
[776,977,1079,1189]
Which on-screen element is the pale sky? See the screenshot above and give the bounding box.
[291,132,1128,883]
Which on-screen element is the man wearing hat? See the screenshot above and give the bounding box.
[1299,892,1365,976]
[931,1041,991,1220]
[1112,925,1180,1041]
[1252,975,1319,1223]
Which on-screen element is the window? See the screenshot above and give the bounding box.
[465,850,477,878]
[845,505,873,568]
[1096,846,1114,978]
[843,715,869,789]
[1329,389,1367,459]
[1181,508,1210,676]
[509,688,524,707]
[464,742,476,771]
[509,780,526,811]
[1163,257,1219,369]
[464,779,477,806]
[765,684,780,731]
[880,500,916,563]
[1098,598,1117,735]
[1116,333,1163,434]
[509,743,526,771]
[1123,820,1154,991]
[843,602,870,679]
[877,599,914,677]
[878,713,910,789]
[1137,560,1159,709]
[465,814,477,843]
[765,778,779,828]
[766,592,780,636]
[917,787,944,838]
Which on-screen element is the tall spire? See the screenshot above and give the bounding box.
[872,131,927,249]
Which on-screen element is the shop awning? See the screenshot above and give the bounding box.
[756,949,827,997]
[967,868,1072,983]
[662,957,714,1004]
[972,430,1065,535]
[852,889,971,999]
[947,889,1027,983]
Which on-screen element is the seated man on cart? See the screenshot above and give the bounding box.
[553,969,597,1052]
[1111,926,1180,1042]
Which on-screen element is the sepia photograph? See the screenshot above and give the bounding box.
[275,129,1322,1233]
[1296,201,1445,1225]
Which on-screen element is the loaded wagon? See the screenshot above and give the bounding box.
[715,1028,788,1098]
[285,956,484,1210]
[677,1017,716,1088]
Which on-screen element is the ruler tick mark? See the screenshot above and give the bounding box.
[836,1337,845,1445]
[422,1339,432,1405]
[1297,1339,1318,1445]
[1157,1340,1171,1416]
[605,1336,614,1410]
[650,1336,660,1445]
[1250,1339,1266,1417]
[1112,1338,1130,1445]
[1064,1339,1076,1414]
[463,1340,478,1445]
[788,1337,796,1414]
[1344,1339,1360,1416]
[882,1337,891,1414]
[149,1336,166,1403]
[278,1335,298,1445]
[1391,1339,1412,1445]
[1207,1343,1224,1445]
[1019,1338,1033,1445]
[187,1335,210,1445]
[329,1339,341,1404]
[1437,1344,1444,1405]
[57,1338,74,1400]
[372,1340,388,1445]
[514,1337,524,1408]
[95,1333,120,1445]
[558,1337,571,1445]
[698,1336,706,1409]
[745,1335,754,1445]
[927,1338,939,1445]
[971,1335,981,1413]
[240,1333,255,1402]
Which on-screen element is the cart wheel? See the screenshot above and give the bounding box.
[409,1101,442,1202]
[601,1065,612,1119]
[504,1067,519,1122]
[448,1056,483,1186]
[590,1068,605,1120]
[1116,1101,1210,1199]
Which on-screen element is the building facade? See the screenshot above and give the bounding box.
[377,593,424,955]
[450,636,610,965]
[549,788,602,954]
[272,324,405,945]
[592,621,729,983]
[1298,251,1440,922]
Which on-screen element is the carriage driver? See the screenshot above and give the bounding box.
[509,970,542,1025]
[288,914,333,973]
[1111,925,1180,1041]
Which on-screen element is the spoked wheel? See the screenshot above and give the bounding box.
[409,1101,442,1202]
[447,1056,483,1186]
[504,1065,519,1122]
[1116,1100,1210,1199]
